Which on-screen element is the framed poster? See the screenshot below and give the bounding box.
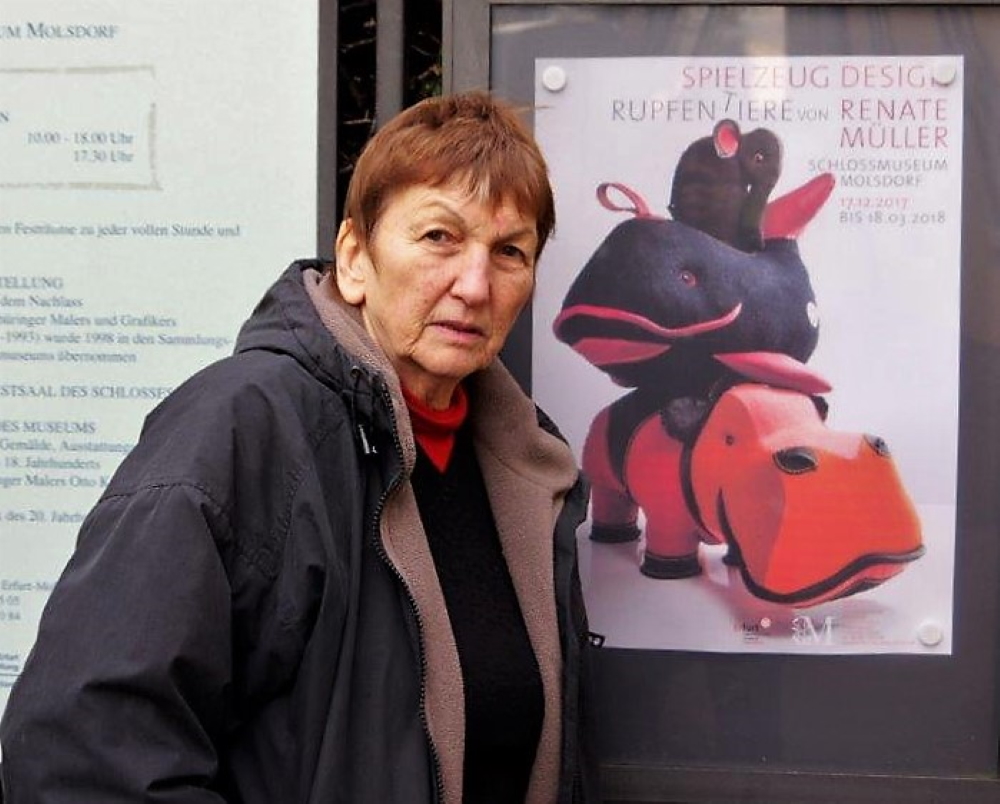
[535,53,960,657]
[446,2,1000,801]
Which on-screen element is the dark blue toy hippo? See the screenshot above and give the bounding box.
[554,175,834,396]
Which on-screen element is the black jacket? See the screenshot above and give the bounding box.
[0,261,596,804]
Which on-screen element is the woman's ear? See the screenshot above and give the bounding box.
[334,218,367,305]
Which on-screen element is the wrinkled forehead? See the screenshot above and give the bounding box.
[376,178,538,233]
[420,171,534,215]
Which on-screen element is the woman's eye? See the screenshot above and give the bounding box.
[499,243,527,261]
[423,228,452,244]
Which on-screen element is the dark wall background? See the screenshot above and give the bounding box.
[337,0,443,221]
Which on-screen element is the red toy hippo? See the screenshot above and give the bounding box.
[583,374,924,606]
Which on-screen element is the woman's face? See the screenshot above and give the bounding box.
[336,181,538,409]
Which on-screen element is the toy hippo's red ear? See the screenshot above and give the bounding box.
[762,173,836,239]
[713,119,741,158]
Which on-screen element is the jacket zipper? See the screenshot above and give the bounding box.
[359,372,447,804]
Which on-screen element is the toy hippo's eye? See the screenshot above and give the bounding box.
[774,446,818,474]
[864,434,891,457]
[753,151,765,163]
[679,270,698,287]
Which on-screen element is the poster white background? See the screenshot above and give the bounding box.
[533,56,962,654]
[0,2,318,718]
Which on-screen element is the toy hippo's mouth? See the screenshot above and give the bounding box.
[553,302,742,367]
[716,492,926,606]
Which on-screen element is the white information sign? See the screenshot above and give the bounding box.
[0,2,318,716]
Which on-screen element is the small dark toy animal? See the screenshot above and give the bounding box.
[668,118,782,252]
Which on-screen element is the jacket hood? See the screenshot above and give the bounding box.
[234,259,377,390]
[234,259,417,459]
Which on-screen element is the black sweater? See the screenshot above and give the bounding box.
[412,428,544,803]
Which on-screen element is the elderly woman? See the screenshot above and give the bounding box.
[0,93,596,804]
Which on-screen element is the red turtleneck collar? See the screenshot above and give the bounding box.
[402,384,470,472]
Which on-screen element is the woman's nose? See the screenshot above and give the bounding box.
[451,246,491,303]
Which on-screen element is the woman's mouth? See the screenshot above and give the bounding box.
[432,320,485,340]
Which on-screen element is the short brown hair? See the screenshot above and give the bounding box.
[342,91,555,258]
